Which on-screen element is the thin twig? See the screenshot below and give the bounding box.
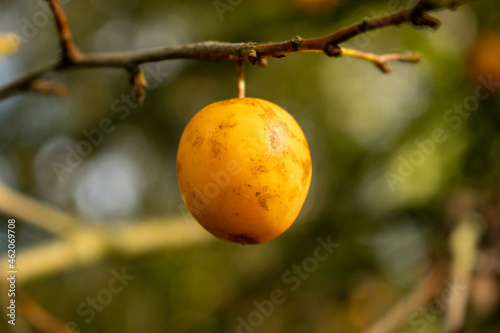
[19,294,78,333]
[0,0,458,100]
[446,213,482,333]
[340,47,421,73]
[128,64,148,105]
[29,79,68,96]
[237,60,245,98]
[298,48,421,73]
[364,261,448,333]
[45,0,82,63]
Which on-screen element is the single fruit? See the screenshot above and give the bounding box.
[177,98,312,244]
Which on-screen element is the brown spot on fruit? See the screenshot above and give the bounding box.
[255,191,269,211]
[218,122,237,130]
[258,103,278,122]
[251,164,269,175]
[229,234,259,244]
[301,139,310,150]
[301,159,312,187]
[288,150,299,165]
[193,136,204,146]
[211,140,223,158]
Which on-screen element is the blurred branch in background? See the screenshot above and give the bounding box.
[364,261,448,333]
[446,202,482,332]
[19,294,78,333]
[0,217,212,284]
[365,190,485,333]
[0,0,462,101]
[0,181,78,236]
[0,180,212,284]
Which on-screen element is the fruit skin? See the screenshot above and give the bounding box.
[177,98,312,244]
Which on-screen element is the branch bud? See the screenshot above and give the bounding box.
[128,65,148,105]
[28,79,68,97]
[324,44,342,57]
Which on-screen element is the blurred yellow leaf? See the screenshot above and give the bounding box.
[0,32,21,59]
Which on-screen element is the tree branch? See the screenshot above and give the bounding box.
[446,212,482,333]
[0,217,212,284]
[0,0,459,101]
[364,261,448,333]
[0,180,212,283]
[0,181,79,236]
[341,48,421,73]
[18,294,78,333]
[46,0,82,64]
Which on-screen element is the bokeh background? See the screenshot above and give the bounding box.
[1,0,500,332]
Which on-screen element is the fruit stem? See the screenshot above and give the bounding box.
[237,60,245,98]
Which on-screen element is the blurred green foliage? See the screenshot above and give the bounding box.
[1,0,500,332]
